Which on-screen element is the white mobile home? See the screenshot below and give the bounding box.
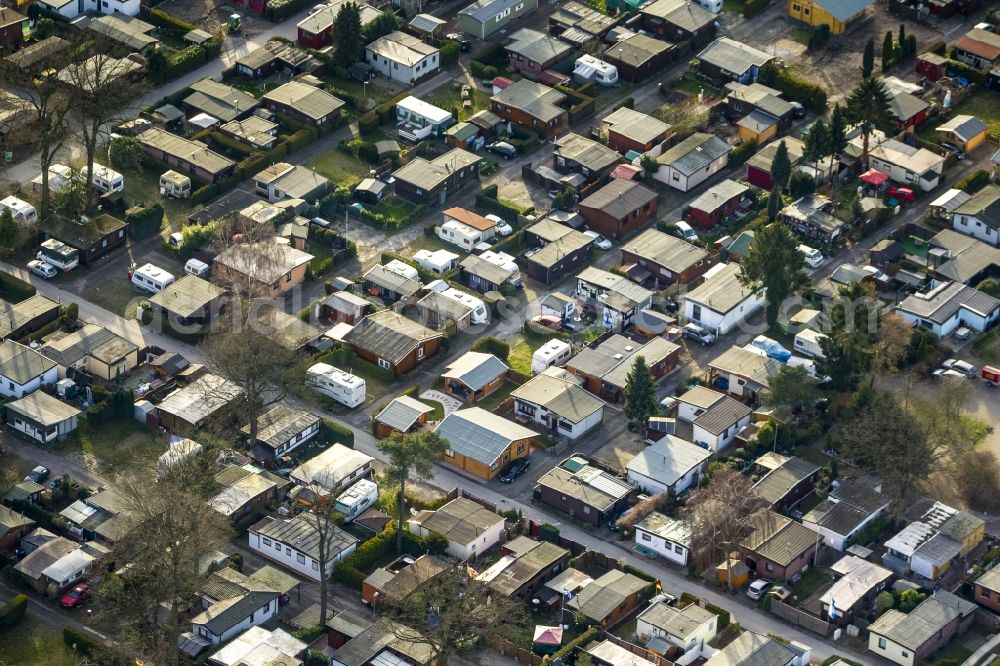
[396,96,453,140]
[414,248,460,275]
[333,478,378,522]
[573,55,618,86]
[131,263,176,293]
[159,170,192,199]
[426,282,489,325]
[306,362,366,408]
[0,196,37,226]
[32,164,74,195]
[37,239,80,271]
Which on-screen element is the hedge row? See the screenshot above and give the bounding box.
[551,626,601,661]
[152,40,223,83]
[373,92,410,124]
[0,594,27,626]
[679,592,731,629]
[148,8,195,33]
[470,337,510,360]
[758,63,827,112]
[332,526,447,588]
[320,418,355,447]
[208,131,256,158]
[957,169,990,194]
[264,0,314,22]
[63,627,130,666]
[125,203,164,239]
[0,270,36,301]
[729,138,758,168]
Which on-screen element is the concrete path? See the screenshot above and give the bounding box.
[419,390,462,417]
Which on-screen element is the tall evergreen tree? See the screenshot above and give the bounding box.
[0,208,17,256]
[898,24,906,55]
[623,357,656,432]
[739,223,809,327]
[803,119,830,169]
[862,37,875,78]
[333,2,364,66]
[767,186,783,222]
[846,78,894,167]
[771,140,792,191]
[882,30,894,71]
[827,104,848,195]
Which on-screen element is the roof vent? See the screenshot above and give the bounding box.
[613,353,623,359]
[624,345,634,352]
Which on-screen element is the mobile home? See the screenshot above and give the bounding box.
[37,239,80,271]
[333,478,378,522]
[131,263,176,293]
[306,362,366,408]
[82,164,124,193]
[425,281,489,325]
[532,339,573,375]
[159,170,192,199]
[573,55,618,86]
[793,328,827,358]
[0,196,37,226]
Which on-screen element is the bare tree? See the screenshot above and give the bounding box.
[60,46,143,197]
[0,64,71,219]
[869,313,912,389]
[99,467,232,665]
[685,469,769,589]
[200,327,305,448]
[298,505,347,626]
[389,564,528,665]
[617,493,672,533]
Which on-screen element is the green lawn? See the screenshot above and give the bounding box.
[508,340,535,376]
[789,26,813,46]
[58,417,168,477]
[791,566,830,600]
[973,326,1000,364]
[306,150,369,188]
[86,281,147,319]
[0,615,82,665]
[722,0,745,12]
[122,166,192,234]
[423,82,491,122]
[422,399,446,421]
[369,196,421,226]
[475,382,515,412]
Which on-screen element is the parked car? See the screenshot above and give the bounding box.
[583,230,612,250]
[954,326,972,341]
[498,457,530,483]
[683,322,716,345]
[942,358,977,376]
[608,506,633,532]
[60,583,89,609]
[981,365,1000,387]
[797,244,824,269]
[789,101,806,119]
[486,214,513,236]
[487,142,517,159]
[659,396,678,412]
[25,466,49,484]
[940,142,965,160]
[674,220,698,242]
[887,185,916,202]
[746,579,772,600]
[932,368,966,380]
[530,315,562,330]
[27,259,58,279]
[446,33,472,51]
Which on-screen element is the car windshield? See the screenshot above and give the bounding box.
[68,588,83,598]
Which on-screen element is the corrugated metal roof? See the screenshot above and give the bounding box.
[442,351,509,392]
[436,408,536,465]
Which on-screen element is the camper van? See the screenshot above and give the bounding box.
[0,196,37,226]
[159,170,192,199]
[37,239,79,272]
[131,263,176,294]
[184,258,210,277]
[82,164,124,193]
[414,249,460,275]
[333,478,378,522]
[306,362,366,408]
[436,220,489,251]
[532,339,573,375]
[793,328,827,358]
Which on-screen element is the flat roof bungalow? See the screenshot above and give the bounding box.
[535,455,632,527]
[407,497,505,560]
[696,37,774,84]
[577,178,658,241]
[249,512,357,582]
[290,443,373,496]
[148,274,227,326]
[365,31,440,85]
[640,0,716,45]
[707,345,782,402]
[566,333,680,402]
[138,128,235,184]
[603,33,675,83]
[212,242,313,299]
[896,280,1000,338]
[683,262,765,336]
[751,454,822,511]
[626,433,712,497]
[510,368,605,441]
[244,404,320,462]
[253,163,329,203]
[601,106,672,155]
[567,569,648,627]
[183,79,259,123]
[87,15,158,52]
[868,591,975,666]
[39,214,127,263]
[741,510,821,581]
[458,0,538,39]
[342,310,443,376]
[5,390,81,445]
[687,179,751,230]
[436,407,536,481]
[653,132,732,192]
[633,512,693,567]
[505,28,573,80]
[39,323,137,382]
[476,536,569,598]
[619,228,712,286]
[391,148,480,205]
[156,373,244,434]
[490,78,568,139]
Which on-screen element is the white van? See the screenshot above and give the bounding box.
[306,362,366,408]
[798,244,824,269]
[131,263,176,293]
[82,164,124,193]
[184,258,210,277]
[333,478,378,522]
[531,339,573,375]
[674,221,698,242]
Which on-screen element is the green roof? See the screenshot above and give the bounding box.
[40,214,125,250]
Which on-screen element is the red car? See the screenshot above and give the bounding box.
[887,185,915,202]
[60,583,89,608]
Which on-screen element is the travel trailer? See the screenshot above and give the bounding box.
[793,328,827,358]
[531,339,573,375]
[37,239,80,272]
[159,170,192,199]
[184,258,211,277]
[573,55,618,86]
[306,362,366,408]
[414,248,460,275]
[0,196,37,226]
[82,164,124,193]
[425,280,489,325]
[333,478,378,522]
[131,263,176,293]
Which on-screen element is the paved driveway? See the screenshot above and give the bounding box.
[419,390,462,416]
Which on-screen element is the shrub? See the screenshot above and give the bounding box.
[808,24,830,50]
[470,336,511,359]
[320,418,355,447]
[538,523,560,544]
[63,627,129,665]
[729,139,758,167]
[192,183,220,205]
[293,625,327,643]
[551,626,600,661]
[62,302,79,321]
[440,39,460,67]
[789,171,816,198]
[743,0,770,17]
[359,112,380,136]
[0,594,27,626]
[0,270,36,301]
[956,169,990,194]
[265,0,314,22]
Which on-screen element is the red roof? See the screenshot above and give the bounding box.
[859,169,890,186]
[611,164,642,180]
[492,77,514,91]
[443,207,495,231]
[533,625,563,645]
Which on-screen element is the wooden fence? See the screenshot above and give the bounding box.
[770,599,832,636]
